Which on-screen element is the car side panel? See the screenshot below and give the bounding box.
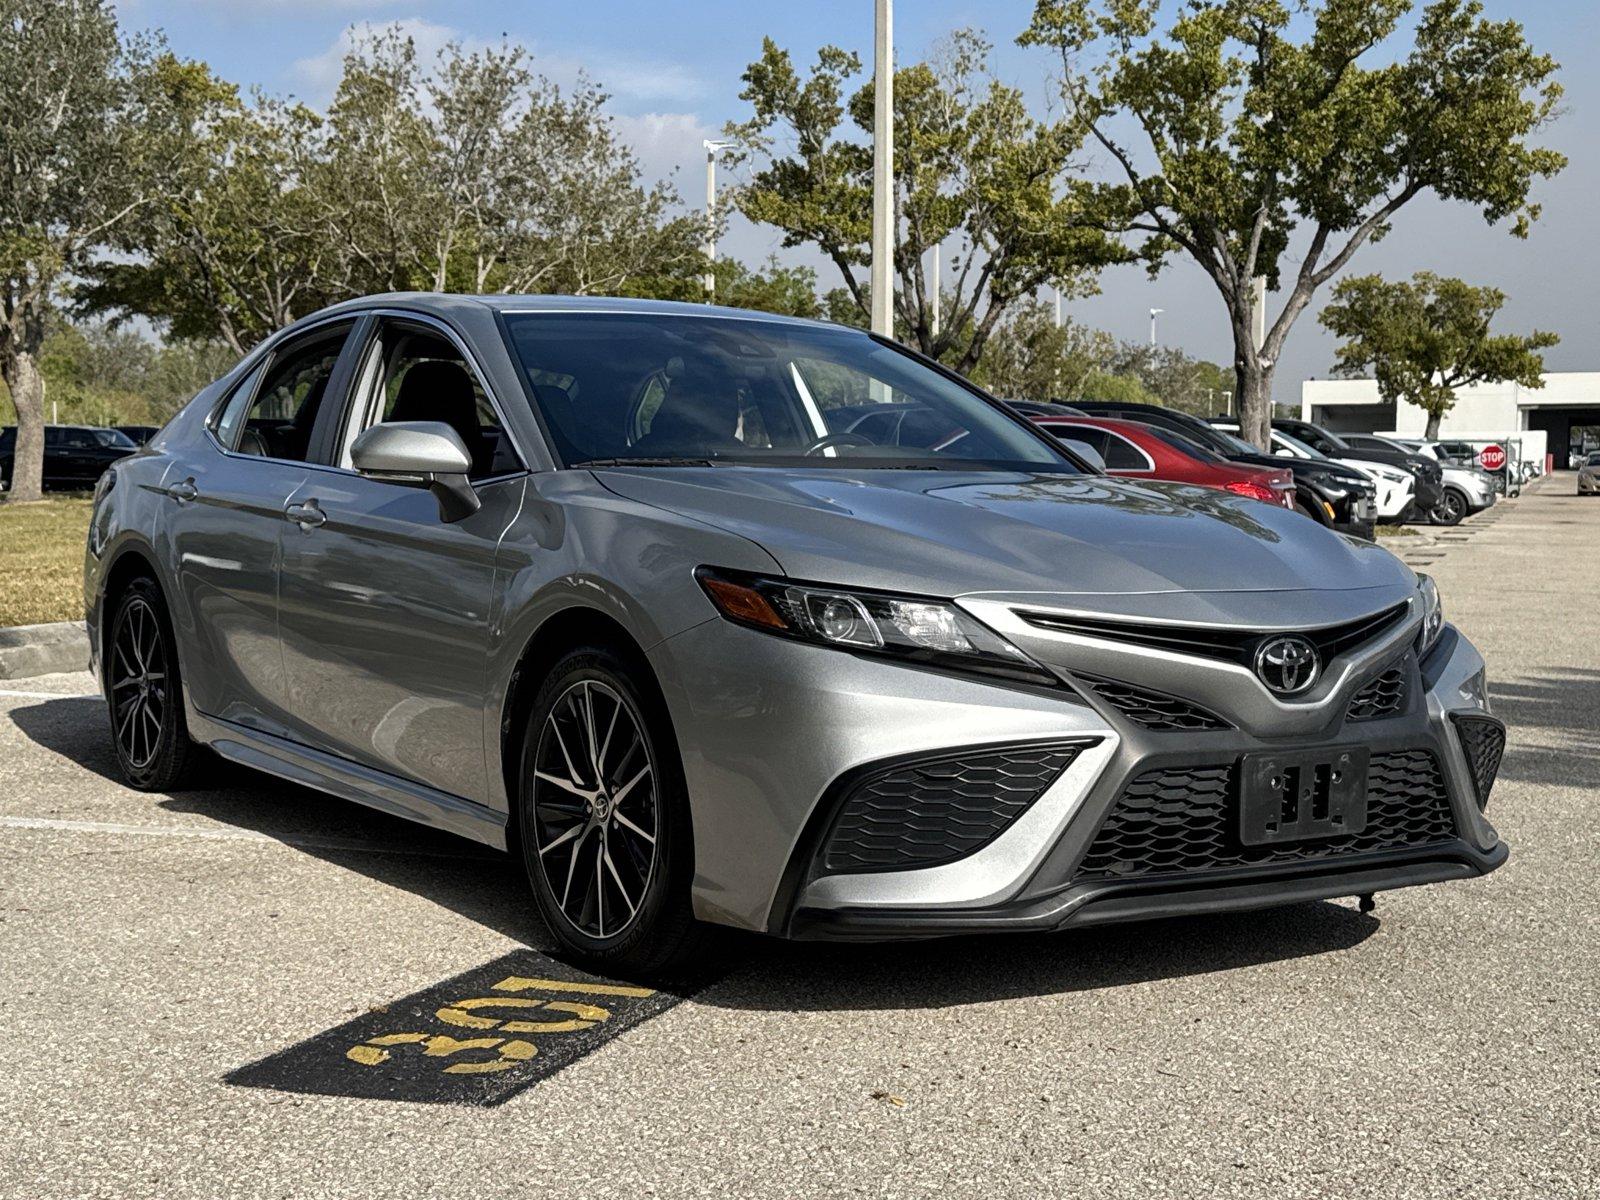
[276,471,526,803]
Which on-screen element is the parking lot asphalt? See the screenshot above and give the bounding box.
[2,479,1596,1199]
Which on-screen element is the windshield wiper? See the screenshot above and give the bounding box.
[573,456,719,468]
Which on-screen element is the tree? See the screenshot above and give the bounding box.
[970,299,1117,401]
[83,70,338,356]
[1320,271,1556,437]
[726,30,1130,374]
[1020,0,1564,448]
[86,28,709,353]
[0,0,183,501]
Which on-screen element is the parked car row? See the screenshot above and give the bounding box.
[0,425,140,492]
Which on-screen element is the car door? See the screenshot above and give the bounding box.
[275,315,527,803]
[166,319,359,736]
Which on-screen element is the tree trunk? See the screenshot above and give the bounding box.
[1234,354,1274,450]
[2,350,46,504]
[1424,409,1442,440]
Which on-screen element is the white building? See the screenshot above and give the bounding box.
[1301,373,1600,468]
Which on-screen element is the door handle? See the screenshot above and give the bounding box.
[284,500,326,530]
[167,478,198,503]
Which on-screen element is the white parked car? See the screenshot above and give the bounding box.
[1213,423,1416,522]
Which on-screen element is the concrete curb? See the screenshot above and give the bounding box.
[0,621,90,680]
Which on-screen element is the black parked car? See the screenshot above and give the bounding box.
[1074,400,1377,539]
[115,424,161,446]
[0,425,138,492]
[1272,418,1443,518]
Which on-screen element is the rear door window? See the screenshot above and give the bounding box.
[223,322,355,462]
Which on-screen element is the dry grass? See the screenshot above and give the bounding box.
[0,495,92,627]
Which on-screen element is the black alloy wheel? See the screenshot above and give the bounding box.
[106,578,196,790]
[518,646,707,979]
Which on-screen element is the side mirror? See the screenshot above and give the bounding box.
[1061,438,1106,474]
[350,421,481,523]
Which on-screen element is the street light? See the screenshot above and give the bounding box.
[870,0,894,336]
[702,139,732,301]
[1149,307,1164,347]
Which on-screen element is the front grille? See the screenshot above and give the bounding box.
[1073,749,1457,882]
[1347,666,1408,722]
[1451,715,1506,811]
[1079,676,1231,732]
[821,742,1089,873]
[1018,602,1409,668]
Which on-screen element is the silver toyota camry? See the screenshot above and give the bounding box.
[85,295,1509,975]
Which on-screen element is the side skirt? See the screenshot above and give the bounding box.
[189,711,509,851]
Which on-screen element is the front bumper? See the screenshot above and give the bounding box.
[655,598,1505,939]
[1579,472,1599,494]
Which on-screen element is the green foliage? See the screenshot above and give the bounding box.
[727,30,1131,374]
[1019,0,1565,446]
[0,0,191,499]
[1320,271,1557,436]
[0,319,231,427]
[971,296,1227,410]
[84,27,709,351]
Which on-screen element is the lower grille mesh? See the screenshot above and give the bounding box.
[822,743,1087,873]
[1074,749,1457,882]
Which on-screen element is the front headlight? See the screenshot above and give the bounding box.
[695,567,1058,686]
[1417,573,1445,655]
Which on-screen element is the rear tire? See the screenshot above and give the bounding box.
[516,645,709,982]
[105,577,198,791]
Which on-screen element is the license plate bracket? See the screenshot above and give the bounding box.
[1239,747,1369,846]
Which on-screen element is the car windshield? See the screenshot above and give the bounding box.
[502,312,1078,472]
[1588,452,1600,465]
[1144,425,1226,463]
[1275,430,1328,460]
[94,428,136,448]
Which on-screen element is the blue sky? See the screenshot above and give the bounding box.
[122,1,1597,392]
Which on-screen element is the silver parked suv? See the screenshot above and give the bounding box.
[85,296,1509,975]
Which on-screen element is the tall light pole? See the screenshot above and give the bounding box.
[870,0,894,336]
[928,242,940,338]
[702,139,730,301]
[1149,307,1164,347]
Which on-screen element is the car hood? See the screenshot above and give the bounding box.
[596,466,1414,622]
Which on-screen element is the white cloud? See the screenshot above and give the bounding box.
[289,19,707,110]
[289,17,462,103]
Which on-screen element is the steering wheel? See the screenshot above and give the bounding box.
[802,432,877,456]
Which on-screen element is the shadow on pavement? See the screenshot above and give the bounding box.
[1488,668,1600,790]
[12,693,1379,1005]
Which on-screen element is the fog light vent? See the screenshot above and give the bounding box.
[1452,714,1507,811]
[820,743,1089,873]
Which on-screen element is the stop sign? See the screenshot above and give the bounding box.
[1478,444,1507,472]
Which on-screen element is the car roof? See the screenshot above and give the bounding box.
[1033,414,1153,438]
[303,291,847,333]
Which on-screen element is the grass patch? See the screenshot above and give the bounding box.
[1374,524,1420,538]
[0,495,92,627]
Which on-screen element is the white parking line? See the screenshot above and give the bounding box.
[0,815,501,860]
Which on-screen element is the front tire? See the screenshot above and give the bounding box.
[106,577,197,791]
[1431,489,1467,526]
[516,645,706,980]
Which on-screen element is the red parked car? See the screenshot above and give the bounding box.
[1032,415,1295,508]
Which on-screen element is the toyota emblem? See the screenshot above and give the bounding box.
[1254,635,1320,696]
